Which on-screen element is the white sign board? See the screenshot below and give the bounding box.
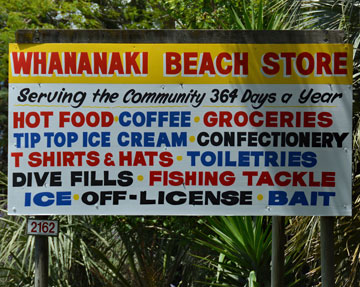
[8,43,352,215]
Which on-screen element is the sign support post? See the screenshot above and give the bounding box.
[271,216,285,287]
[321,216,335,287]
[34,216,49,287]
[35,234,48,287]
[27,217,58,286]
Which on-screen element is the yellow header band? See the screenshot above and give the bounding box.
[9,43,352,85]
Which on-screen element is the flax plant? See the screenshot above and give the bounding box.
[194,216,272,287]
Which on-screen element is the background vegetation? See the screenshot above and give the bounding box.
[0,0,359,286]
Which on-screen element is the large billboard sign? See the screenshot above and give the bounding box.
[8,40,352,215]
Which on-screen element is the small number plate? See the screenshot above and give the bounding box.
[27,219,59,236]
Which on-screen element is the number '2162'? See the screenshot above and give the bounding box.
[27,219,58,236]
